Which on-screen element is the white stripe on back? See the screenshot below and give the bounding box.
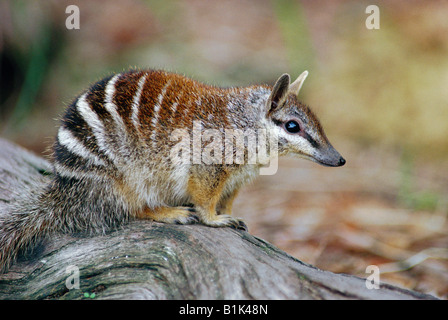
[104,74,127,133]
[131,74,148,131]
[54,162,102,180]
[151,81,171,128]
[76,93,117,164]
[150,81,171,145]
[57,126,106,167]
[169,102,179,124]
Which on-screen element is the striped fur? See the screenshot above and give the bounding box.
[0,69,345,272]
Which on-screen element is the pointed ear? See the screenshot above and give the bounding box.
[267,73,290,114]
[288,70,308,97]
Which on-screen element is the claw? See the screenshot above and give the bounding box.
[174,209,199,225]
[236,220,248,231]
[200,214,248,231]
[227,218,248,231]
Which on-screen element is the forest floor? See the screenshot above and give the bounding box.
[234,142,448,299]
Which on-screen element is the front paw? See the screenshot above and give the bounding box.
[172,207,199,225]
[202,214,248,231]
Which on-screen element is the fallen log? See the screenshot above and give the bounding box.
[0,138,436,300]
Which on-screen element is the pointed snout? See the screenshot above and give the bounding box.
[337,157,346,166]
[317,155,346,167]
[313,145,346,167]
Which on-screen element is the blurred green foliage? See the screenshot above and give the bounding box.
[273,0,314,73]
[307,3,448,160]
[9,25,52,129]
[399,152,440,212]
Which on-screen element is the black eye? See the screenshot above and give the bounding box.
[284,120,301,133]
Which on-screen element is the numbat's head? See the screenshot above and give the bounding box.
[265,71,345,167]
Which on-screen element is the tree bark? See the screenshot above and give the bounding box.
[0,138,436,300]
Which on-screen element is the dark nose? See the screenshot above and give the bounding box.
[338,157,346,166]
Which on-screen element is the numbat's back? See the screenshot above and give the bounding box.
[0,69,345,272]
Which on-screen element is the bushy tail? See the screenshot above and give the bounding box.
[0,191,55,273]
[0,175,132,273]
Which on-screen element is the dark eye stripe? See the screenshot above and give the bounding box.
[272,118,283,126]
[304,132,319,148]
[272,118,320,148]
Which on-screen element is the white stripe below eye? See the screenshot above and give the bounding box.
[131,74,148,131]
[76,93,117,164]
[57,126,106,167]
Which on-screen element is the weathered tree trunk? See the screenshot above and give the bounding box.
[0,138,436,300]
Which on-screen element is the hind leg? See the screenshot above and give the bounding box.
[136,206,199,225]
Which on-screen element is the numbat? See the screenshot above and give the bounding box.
[0,69,345,272]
